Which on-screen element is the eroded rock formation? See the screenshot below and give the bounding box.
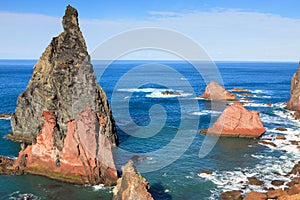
[206,102,266,138]
[14,107,118,185]
[9,5,118,185]
[287,62,300,111]
[199,81,236,101]
[10,5,117,147]
[112,160,154,200]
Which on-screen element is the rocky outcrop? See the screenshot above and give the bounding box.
[10,5,117,147]
[14,106,118,185]
[0,113,11,118]
[8,5,118,185]
[206,102,266,138]
[287,62,300,111]
[112,160,154,200]
[199,81,236,101]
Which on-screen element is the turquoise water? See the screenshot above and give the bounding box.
[0,60,299,199]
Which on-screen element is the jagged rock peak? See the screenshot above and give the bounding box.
[62,5,79,32]
[113,160,154,200]
[10,5,118,147]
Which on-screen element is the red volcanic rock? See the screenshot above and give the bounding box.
[14,106,118,185]
[112,160,154,200]
[287,62,300,111]
[199,81,237,101]
[243,191,267,200]
[207,102,266,138]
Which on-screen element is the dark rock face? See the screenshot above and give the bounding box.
[112,160,154,200]
[10,5,117,147]
[287,62,300,111]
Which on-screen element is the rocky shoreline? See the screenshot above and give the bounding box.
[221,160,300,200]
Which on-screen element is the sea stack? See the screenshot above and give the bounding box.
[206,102,266,138]
[11,5,118,185]
[199,81,236,101]
[287,62,300,111]
[112,160,154,200]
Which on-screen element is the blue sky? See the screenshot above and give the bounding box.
[1,0,300,61]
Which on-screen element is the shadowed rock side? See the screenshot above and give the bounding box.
[287,62,300,111]
[10,5,117,147]
[112,160,154,200]
[206,102,266,138]
[199,81,237,101]
[14,107,118,185]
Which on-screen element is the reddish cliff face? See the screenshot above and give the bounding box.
[287,62,300,111]
[199,81,237,101]
[15,106,118,185]
[207,102,266,138]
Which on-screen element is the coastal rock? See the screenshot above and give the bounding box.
[14,107,118,185]
[10,5,117,147]
[278,193,300,200]
[276,135,287,140]
[276,127,288,131]
[207,102,266,138]
[232,88,250,93]
[271,180,285,186]
[0,156,22,175]
[243,191,267,200]
[10,5,118,186]
[220,190,243,200]
[247,177,264,186]
[0,113,11,118]
[112,160,154,200]
[267,189,287,199]
[287,62,300,111]
[161,90,181,96]
[199,81,236,101]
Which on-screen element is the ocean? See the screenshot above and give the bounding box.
[0,60,299,199]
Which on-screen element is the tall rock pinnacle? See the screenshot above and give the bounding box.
[9,5,118,185]
[10,5,118,147]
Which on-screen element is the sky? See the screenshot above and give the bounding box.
[1,0,300,61]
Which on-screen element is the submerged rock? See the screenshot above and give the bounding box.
[112,160,154,200]
[10,5,117,147]
[199,81,237,101]
[10,5,118,185]
[207,102,266,138]
[287,62,300,111]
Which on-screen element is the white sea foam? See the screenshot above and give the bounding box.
[191,110,222,116]
[117,88,160,93]
[146,91,192,98]
[243,102,273,107]
[93,184,106,190]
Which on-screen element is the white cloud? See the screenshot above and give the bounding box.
[1,9,300,61]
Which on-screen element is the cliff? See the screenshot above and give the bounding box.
[10,5,118,185]
[10,5,117,147]
[206,102,266,138]
[287,62,300,111]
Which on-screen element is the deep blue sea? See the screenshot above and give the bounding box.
[0,60,299,199]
